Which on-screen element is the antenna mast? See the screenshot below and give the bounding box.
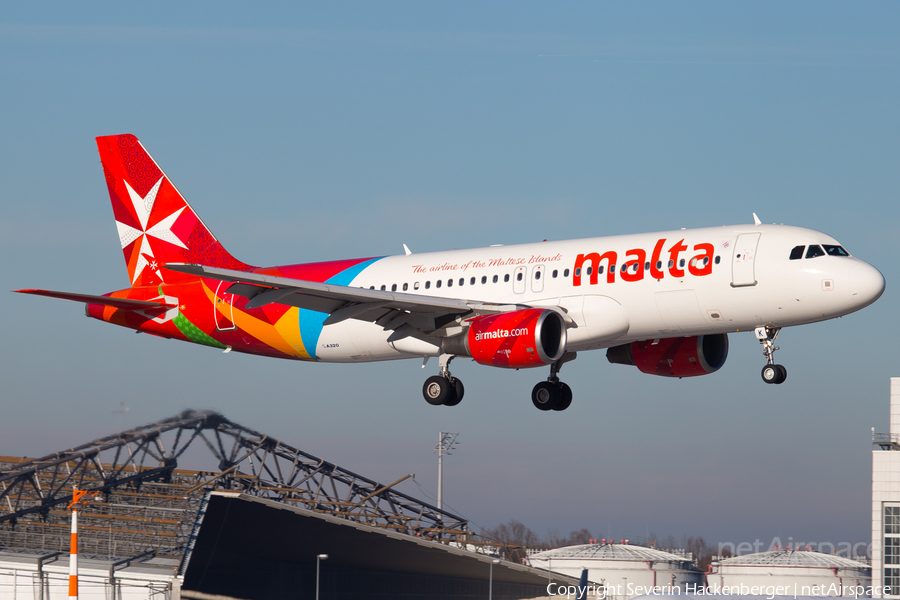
[435,432,459,511]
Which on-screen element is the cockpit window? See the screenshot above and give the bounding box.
[789,246,805,260]
[805,245,825,259]
[823,245,849,257]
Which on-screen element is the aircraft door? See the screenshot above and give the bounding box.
[513,266,527,294]
[214,281,237,331]
[531,265,545,293]
[731,233,761,287]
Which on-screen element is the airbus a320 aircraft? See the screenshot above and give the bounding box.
[17,135,885,411]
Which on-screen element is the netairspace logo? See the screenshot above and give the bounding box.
[718,537,871,559]
[547,582,887,599]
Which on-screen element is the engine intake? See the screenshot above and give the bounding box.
[442,308,567,369]
[606,333,728,378]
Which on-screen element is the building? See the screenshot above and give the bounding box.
[0,551,179,599]
[872,378,900,598]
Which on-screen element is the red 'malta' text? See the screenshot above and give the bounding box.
[572,238,714,286]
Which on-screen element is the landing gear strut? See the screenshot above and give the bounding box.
[423,354,465,406]
[756,326,787,384]
[532,352,576,411]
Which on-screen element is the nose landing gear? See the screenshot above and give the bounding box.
[756,326,787,384]
[423,354,465,406]
[531,352,577,411]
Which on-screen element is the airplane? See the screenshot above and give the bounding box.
[16,134,885,411]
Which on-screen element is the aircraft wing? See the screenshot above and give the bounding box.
[166,263,531,340]
[14,289,175,312]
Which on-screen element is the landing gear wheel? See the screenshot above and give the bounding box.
[553,383,573,411]
[532,381,560,411]
[761,364,787,385]
[444,379,464,406]
[423,376,453,405]
[774,364,787,384]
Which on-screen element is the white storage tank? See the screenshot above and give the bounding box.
[708,550,871,596]
[529,541,704,599]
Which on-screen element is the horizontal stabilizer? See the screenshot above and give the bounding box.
[15,289,175,312]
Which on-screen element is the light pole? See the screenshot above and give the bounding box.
[489,558,500,600]
[316,554,328,600]
[435,432,459,511]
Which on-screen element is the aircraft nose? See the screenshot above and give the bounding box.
[850,262,886,308]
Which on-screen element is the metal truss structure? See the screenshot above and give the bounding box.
[0,410,501,561]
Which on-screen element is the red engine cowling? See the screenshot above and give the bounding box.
[442,308,567,369]
[606,333,728,377]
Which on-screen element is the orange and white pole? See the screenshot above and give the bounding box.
[68,500,79,599]
[67,488,96,600]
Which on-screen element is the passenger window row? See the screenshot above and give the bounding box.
[373,255,723,291]
[789,245,849,260]
[372,256,724,291]
[372,267,574,292]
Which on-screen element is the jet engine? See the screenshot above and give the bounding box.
[606,333,728,377]
[442,308,567,369]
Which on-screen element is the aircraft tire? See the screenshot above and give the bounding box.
[424,376,453,405]
[774,365,787,384]
[553,383,573,411]
[761,364,779,384]
[444,379,464,406]
[532,381,560,411]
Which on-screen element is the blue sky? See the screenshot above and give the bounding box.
[2,2,898,550]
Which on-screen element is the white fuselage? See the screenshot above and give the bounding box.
[312,224,884,363]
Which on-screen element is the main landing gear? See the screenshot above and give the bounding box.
[421,352,578,411]
[531,352,577,412]
[756,326,787,385]
[423,354,464,406]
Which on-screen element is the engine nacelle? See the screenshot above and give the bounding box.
[442,308,567,369]
[606,333,728,378]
